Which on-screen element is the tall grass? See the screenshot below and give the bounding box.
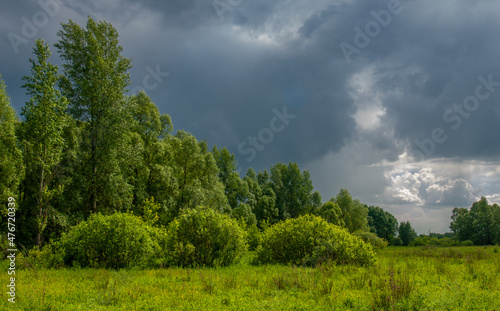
[1,246,498,310]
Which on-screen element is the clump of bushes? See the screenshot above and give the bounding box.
[245,224,262,251]
[391,237,403,246]
[59,212,164,269]
[254,215,376,266]
[354,231,388,249]
[459,239,474,246]
[17,244,65,269]
[411,235,460,246]
[165,206,247,267]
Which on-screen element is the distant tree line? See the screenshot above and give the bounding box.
[402,198,500,247]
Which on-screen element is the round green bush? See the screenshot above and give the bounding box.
[391,237,403,246]
[60,212,163,269]
[166,206,247,267]
[255,215,376,266]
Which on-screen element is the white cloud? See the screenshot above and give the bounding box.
[383,167,476,207]
[485,194,500,205]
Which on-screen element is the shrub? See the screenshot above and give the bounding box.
[411,236,459,246]
[354,231,388,249]
[460,239,474,246]
[60,212,162,269]
[391,237,403,246]
[254,215,376,266]
[166,206,247,267]
[17,244,65,269]
[245,224,262,251]
[0,234,10,259]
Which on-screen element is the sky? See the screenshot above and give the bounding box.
[1,0,499,234]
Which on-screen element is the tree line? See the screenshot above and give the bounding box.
[2,17,496,253]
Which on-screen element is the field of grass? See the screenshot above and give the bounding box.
[1,246,499,310]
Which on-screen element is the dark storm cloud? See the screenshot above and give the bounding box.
[1,0,500,174]
[358,0,500,161]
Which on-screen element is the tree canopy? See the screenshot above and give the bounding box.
[0,75,24,213]
[450,197,500,245]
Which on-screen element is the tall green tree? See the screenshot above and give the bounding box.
[450,198,500,245]
[163,131,228,222]
[19,39,68,247]
[332,189,368,233]
[367,205,398,242]
[450,207,474,242]
[398,221,417,246]
[243,168,260,211]
[469,197,494,245]
[318,201,344,227]
[270,162,321,220]
[212,146,249,209]
[244,168,278,225]
[491,203,500,245]
[0,75,24,214]
[55,17,133,214]
[126,91,173,208]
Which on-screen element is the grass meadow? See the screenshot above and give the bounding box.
[1,246,499,310]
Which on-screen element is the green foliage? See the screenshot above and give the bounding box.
[244,223,262,251]
[460,240,474,246]
[399,221,417,246]
[212,146,250,210]
[490,205,500,245]
[269,162,322,220]
[333,189,369,233]
[59,212,162,269]
[371,267,413,310]
[244,168,278,226]
[55,17,134,214]
[367,205,399,241]
[451,207,474,241]
[354,231,388,249]
[411,233,459,246]
[19,39,69,247]
[255,214,376,266]
[164,131,229,221]
[318,201,344,227]
[450,198,500,245]
[17,244,65,269]
[392,237,403,246]
[125,91,173,208]
[232,203,257,226]
[0,234,12,259]
[138,197,161,226]
[2,247,499,310]
[0,76,24,213]
[165,206,247,267]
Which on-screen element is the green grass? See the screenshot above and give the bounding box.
[1,246,499,310]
